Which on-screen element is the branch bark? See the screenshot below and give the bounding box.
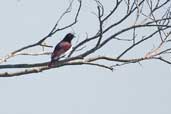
[1,0,171,77]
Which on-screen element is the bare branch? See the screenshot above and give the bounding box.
[156,57,171,64]
[0,0,82,64]
[0,56,150,77]
[16,52,51,56]
[102,0,123,22]
[95,0,104,47]
[1,0,171,77]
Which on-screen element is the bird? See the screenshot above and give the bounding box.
[48,33,74,67]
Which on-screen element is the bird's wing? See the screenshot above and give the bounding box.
[51,41,71,61]
[51,43,62,60]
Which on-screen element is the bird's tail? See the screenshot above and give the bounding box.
[48,60,54,67]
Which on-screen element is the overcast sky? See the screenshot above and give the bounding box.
[0,0,171,114]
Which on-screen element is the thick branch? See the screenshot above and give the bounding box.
[1,0,171,77]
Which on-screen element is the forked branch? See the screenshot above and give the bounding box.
[0,0,171,77]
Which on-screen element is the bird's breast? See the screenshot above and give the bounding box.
[60,42,71,51]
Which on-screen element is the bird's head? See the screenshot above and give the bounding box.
[63,33,75,43]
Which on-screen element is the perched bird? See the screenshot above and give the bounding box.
[48,33,74,67]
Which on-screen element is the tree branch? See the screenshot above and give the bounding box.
[1,0,171,77]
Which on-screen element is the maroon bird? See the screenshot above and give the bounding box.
[48,33,74,67]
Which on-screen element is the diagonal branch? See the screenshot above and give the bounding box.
[0,0,82,64]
